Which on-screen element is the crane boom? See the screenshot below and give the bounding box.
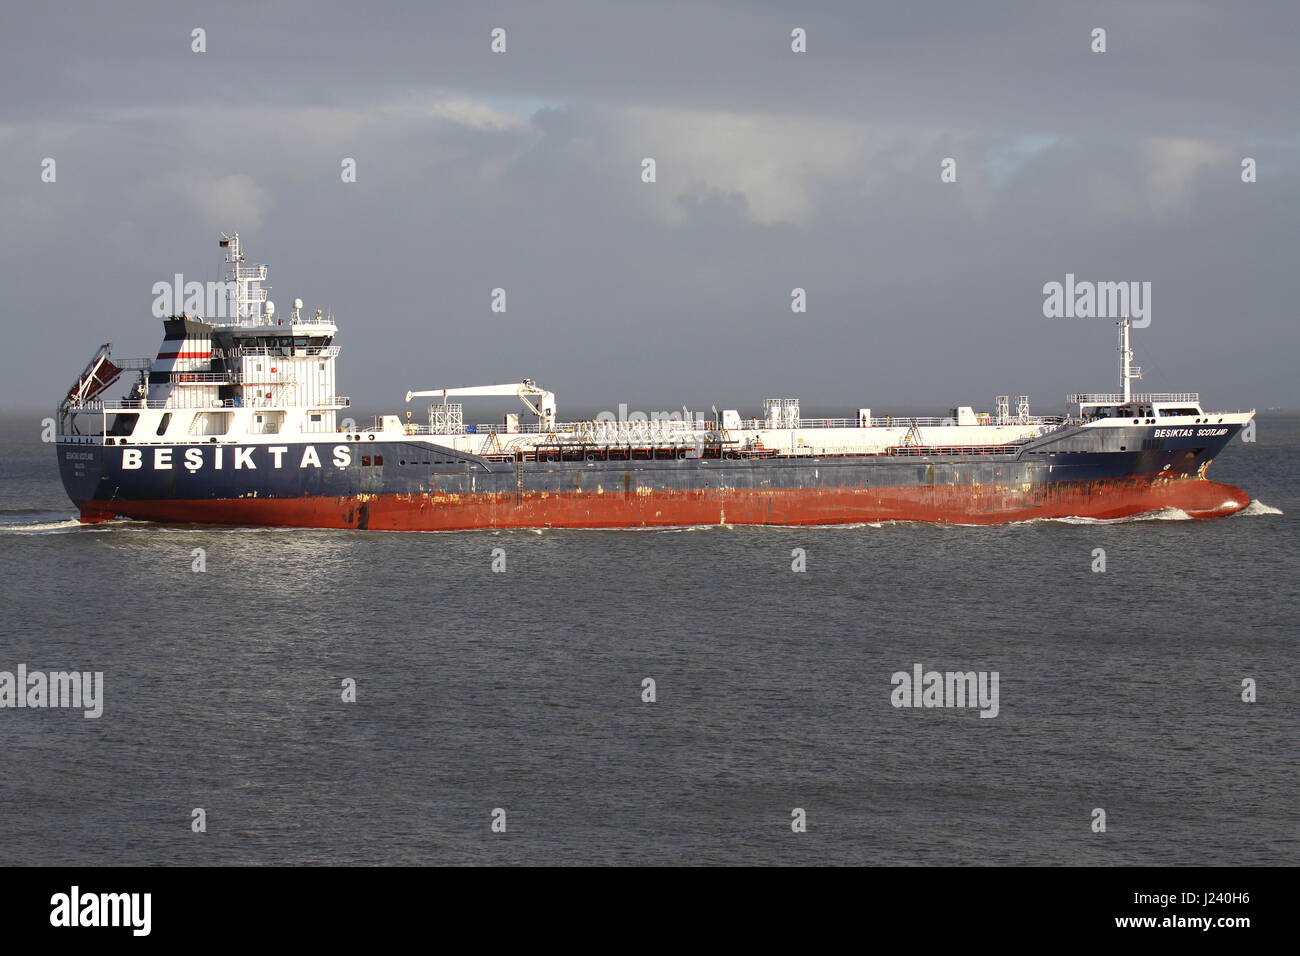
[405,380,557,428]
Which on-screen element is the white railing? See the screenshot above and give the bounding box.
[79,399,169,410]
[74,395,349,411]
[223,346,340,358]
[795,415,1067,428]
[210,316,337,328]
[1068,392,1200,404]
[405,414,1069,437]
[786,418,859,428]
[168,372,238,384]
[800,416,951,428]
[454,419,717,436]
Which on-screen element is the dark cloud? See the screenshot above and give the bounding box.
[2,1,1296,416]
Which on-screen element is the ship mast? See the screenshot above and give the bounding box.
[1118,315,1142,404]
[219,232,270,325]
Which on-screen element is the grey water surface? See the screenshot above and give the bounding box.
[1,412,1294,865]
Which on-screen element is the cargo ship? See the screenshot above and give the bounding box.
[56,234,1254,529]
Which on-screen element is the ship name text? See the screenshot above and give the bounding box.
[1153,428,1230,438]
[121,445,353,471]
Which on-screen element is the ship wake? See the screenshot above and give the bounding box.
[1229,499,1284,517]
[0,515,96,534]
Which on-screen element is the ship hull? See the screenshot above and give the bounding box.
[73,478,1249,529]
[59,423,1251,529]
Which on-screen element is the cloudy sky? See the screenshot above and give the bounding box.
[2,0,1296,416]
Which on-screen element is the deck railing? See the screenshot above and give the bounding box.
[166,372,237,384]
[1068,392,1200,404]
[70,395,350,411]
[405,415,1067,436]
[222,346,341,358]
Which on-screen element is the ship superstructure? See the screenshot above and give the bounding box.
[60,234,347,446]
[56,234,1255,529]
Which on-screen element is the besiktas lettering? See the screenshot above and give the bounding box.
[121,444,352,471]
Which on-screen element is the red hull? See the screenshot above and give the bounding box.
[78,478,1251,529]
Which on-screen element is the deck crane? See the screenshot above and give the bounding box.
[405,380,557,431]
